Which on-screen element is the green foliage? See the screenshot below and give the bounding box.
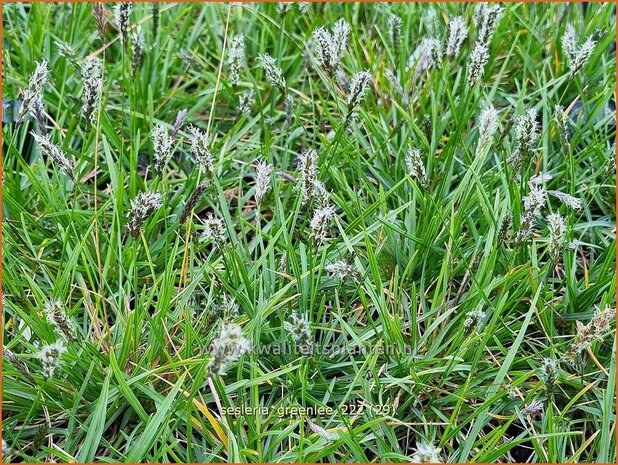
[2,2,615,463]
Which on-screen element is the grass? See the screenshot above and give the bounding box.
[1,2,616,463]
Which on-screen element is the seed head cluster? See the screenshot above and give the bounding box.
[227,34,246,85]
[81,56,103,128]
[207,323,252,377]
[405,149,429,189]
[151,123,174,175]
[284,313,313,355]
[44,300,77,341]
[127,191,164,236]
[311,19,350,75]
[31,132,73,179]
[254,158,274,206]
[446,16,468,57]
[17,60,50,124]
[188,126,214,175]
[324,259,361,282]
[38,340,67,380]
[202,213,228,248]
[258,53,286,93]
[562,23,596,76]
[411,442,441,463]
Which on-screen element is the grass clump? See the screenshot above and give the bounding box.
[2,2,616,463]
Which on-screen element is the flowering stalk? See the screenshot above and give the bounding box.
[188,125,214,175]
[201,213,228,249]
[325,259,361,282]
[411,442,442,463]
[17,60,50,124]
[446,16,468,58]
[132,26,146,74]
[546,213,567,263]
[474,3,503,45]
[207,323,251,377]
[38,340,67,380]
[179,181,209,225]
[258,53,286,94]
[476,105,499,155]
[467,41,489,87]
[310,19,350,75]
[254,158,273,206]
[127,191,164,236]
[562,24,596,76]
[227,34,245,85]
[31,132,73,180]
[151,123,174,175]
[114,2,132,47]
[405,149,429,189]
[81,56,103,129]
[284,313,313,355]
[346,71,372,115]
[44,300,77,341]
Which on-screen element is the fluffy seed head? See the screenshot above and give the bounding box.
[311,19,350,74]
[546,213,567,262]
[227,34,245,85]
[254,159,273,205]
[405,149,429,189]
[187,125,214,175]
[284,312,313,355]
[538,357,559,390]
[207,323,251,377]
[562,24,596,76]
[463,306,486,333]
[114,2,132,45]
[238,89,254,115]
[17,60,50,123]
[477,105,499,152]
[467,41,489,86]
[37,340,67,380]
[44,300,77,341]
[523,183,547,217]
[548,190,582,210]
[407,37,442,76]
[423,9,440,37]
[31,132,73,179]
[446,16,468,57]
[347,71,372,110]
[411,442,441,463]
[151,123,174,175]
[514,108,540,155]
[310,204,335,243]
[201,213,227,248]
[561,24,577,60]
[474,3,503,44]
[258,53,286,92]
[131,26,146,73]
[570,306,614,357]
[521,400,544,417]
[127,191,163,236]
[296,149,320,205]
[324,259,361,282]
[81,56,103,128]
